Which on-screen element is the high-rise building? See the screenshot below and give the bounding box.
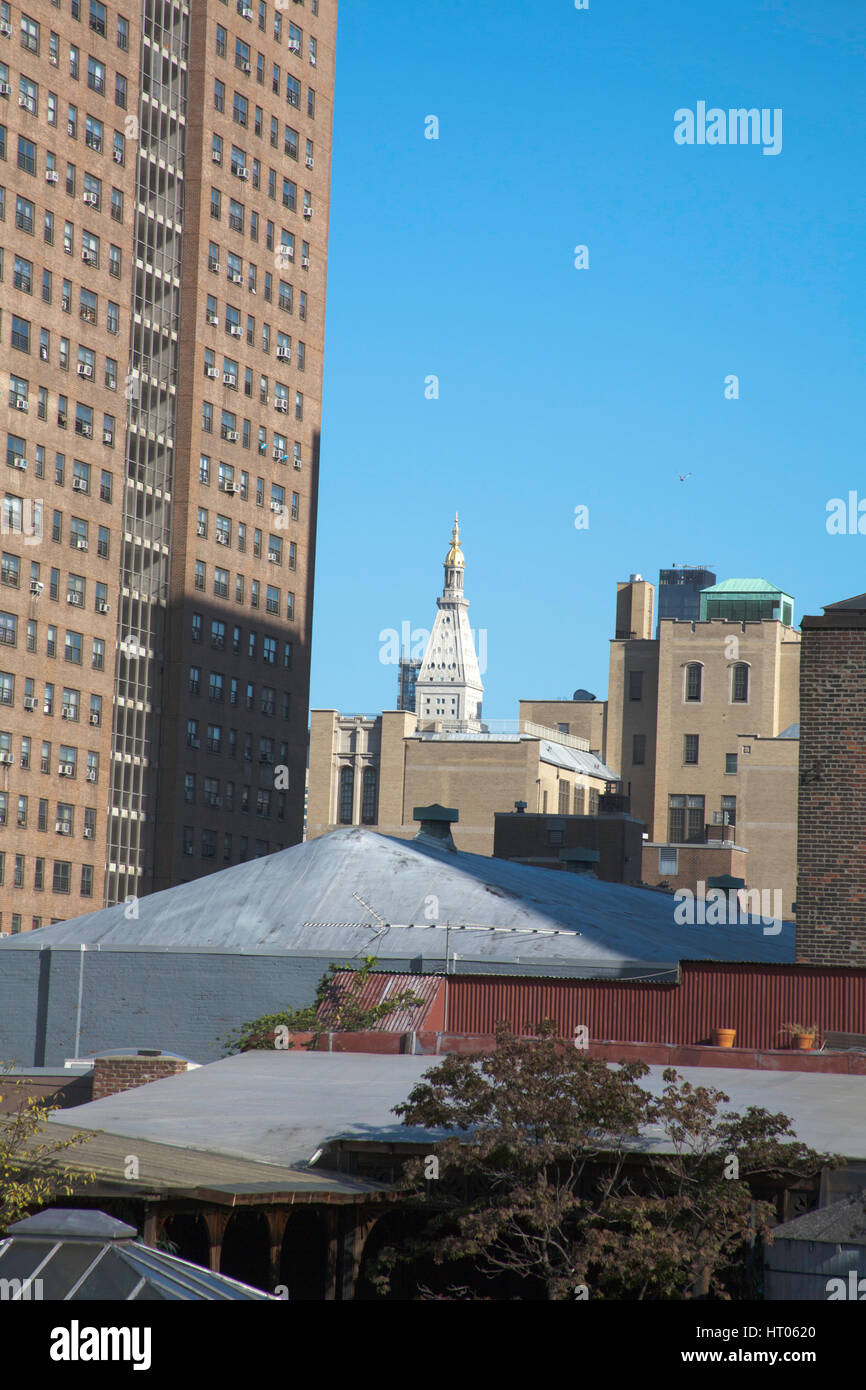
[0,0,336,933]
[396,655,420,712]
[656,565,716,633]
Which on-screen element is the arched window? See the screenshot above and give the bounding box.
[361,767,377,825]
[338,766,354,824]
[731,663,749,703]
[685,662,703,702]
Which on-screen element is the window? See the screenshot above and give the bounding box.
[87,56,105,94]
[339,767,354,825]
[20,14,39,54]
[632,733,645,765]
[684,734,699,765]
[53,861,71,894]
[668,794,704,844]
[721,794,737,827]
[684,663,702,702]
[361,768,377,825]
[628,670,643,702]
[731,663,749,703]
[725,753,738,775]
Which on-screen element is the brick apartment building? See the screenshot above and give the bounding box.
[0,0,335,932]
[797,592,866,966]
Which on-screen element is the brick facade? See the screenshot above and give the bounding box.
[92,1054,189,1101]
[797,611,866,965]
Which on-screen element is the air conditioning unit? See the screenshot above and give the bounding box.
[72,478,87,492]
[241,5,253,17]
[231,272,243,284]
[241,61,251,73]
[45,169,59,182]
[229,324,242,337]
[211,149,222,164]
[206,313,219,325]
[223,482,238,494]
[75,538,88,550]
[77,363,93,377]
[273,449,287,461]
[183,844,194,856]
[86,768,97,780]
[83,826,94,837]
[0,22,10,36]
[216,533,229,545]
[274,400,288,413]
[267,551,279,563]
[310,54,316,66]
[301,256,310,269]
[79,424,93,438]
[305,156,314,170]
[10,396,28,413]
[277,347,291,360]
[67,593,83,607]
[0,752,13,765]
[303,206,313,219]
[223,373,238,386]
[83,192,99,206]
[103,430,113,445]
[96,601,109,614]
[30,581,43,595]
[270,501,283,513]
[288,40,300,53]
[56,823,72,834]
[113,149,123,163]
[18,95,30,108]
[205,365,219,378]
[49,52,58,64]
[23,696,38,711]
[225,429,239,442]
[40,345,49,360]
[208,261,220,273]
[59,762,75,777]
[61,706,76,719]
[9,456,26,470]
[293,459,302,470]
[82,250,96,265]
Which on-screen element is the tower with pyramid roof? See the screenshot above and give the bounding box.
[415,516,485,730]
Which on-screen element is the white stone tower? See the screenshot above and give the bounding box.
[415,515,485,730]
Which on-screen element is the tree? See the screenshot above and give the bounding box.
[221,956,426,1053]
[0,1065,94,1235]
[370,1024,837,1300]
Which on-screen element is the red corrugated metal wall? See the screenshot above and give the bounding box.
[445,964,866,1050]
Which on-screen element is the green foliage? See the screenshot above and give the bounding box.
[0,1063,94,1235]
[371,1023,839,1301]
[220,956,426,1053]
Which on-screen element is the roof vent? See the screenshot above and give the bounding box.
[6,1209,137,1242]
[413,803,459,851]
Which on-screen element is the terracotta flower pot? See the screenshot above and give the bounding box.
[712,1028,736,1048]
[794,1034,815,1050]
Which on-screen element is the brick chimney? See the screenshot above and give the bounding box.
[91,1051,189,1101]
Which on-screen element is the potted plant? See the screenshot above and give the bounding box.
[780,1022,819,1051]
[711,1027,736,1048]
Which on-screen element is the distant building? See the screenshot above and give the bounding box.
[657,566,716,633]
[415,516,485,730]
[397,657,422,712]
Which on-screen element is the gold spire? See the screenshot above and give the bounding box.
[445,512,464,569]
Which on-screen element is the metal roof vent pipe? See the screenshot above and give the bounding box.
[413,803,459,851]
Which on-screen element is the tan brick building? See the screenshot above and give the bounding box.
[0,0,335,932]
[606,575,800,914]
[306,709,617,857]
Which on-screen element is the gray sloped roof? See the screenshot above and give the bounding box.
[769,1196,866,1245]
[0,828,794,977]
[47,1052,866,1166]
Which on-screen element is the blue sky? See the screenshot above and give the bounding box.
[310,0,866,718]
